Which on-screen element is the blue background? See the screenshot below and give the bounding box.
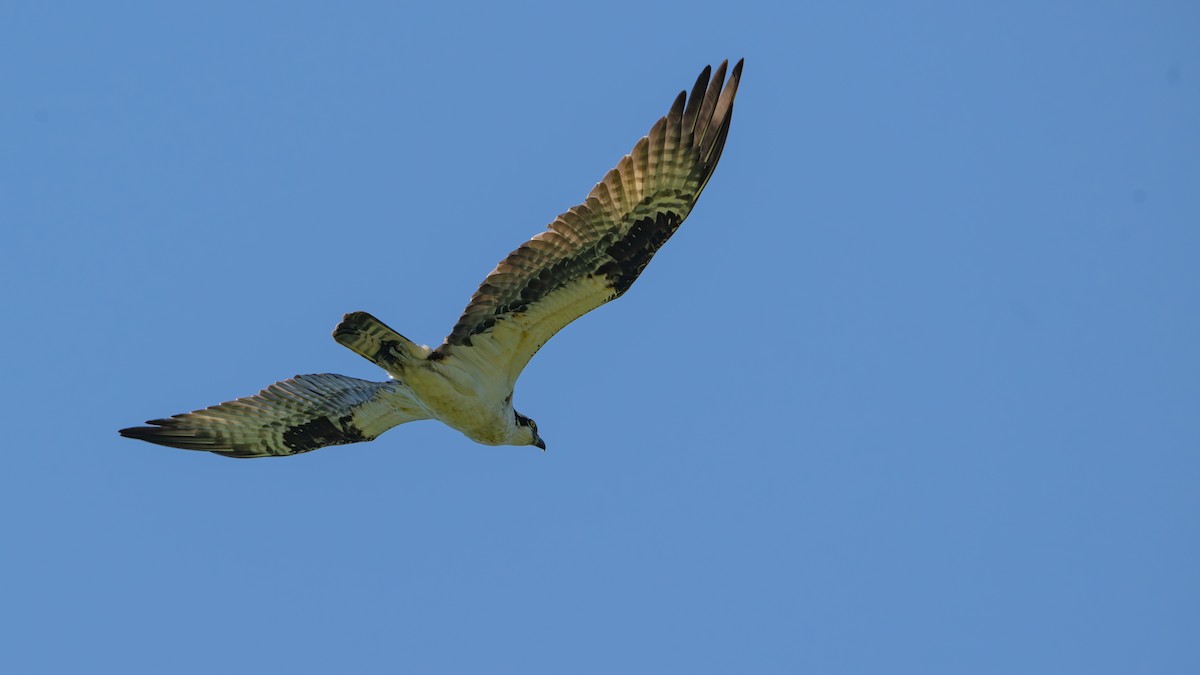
[3,2,1197,672]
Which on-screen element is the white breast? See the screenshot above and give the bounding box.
[406,361,512,445]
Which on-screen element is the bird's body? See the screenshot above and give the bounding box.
[120,59,743,458]
[401,347,516,447]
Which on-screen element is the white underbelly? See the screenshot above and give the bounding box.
[407,364,508,445]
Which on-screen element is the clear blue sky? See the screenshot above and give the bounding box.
[2,2,1197,673]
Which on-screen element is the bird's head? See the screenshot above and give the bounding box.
[513,411,546,451]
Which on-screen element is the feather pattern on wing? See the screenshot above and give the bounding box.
[434,60,743,387]
[118,373,428,458]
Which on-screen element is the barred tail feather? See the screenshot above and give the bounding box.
[333,311,431,375]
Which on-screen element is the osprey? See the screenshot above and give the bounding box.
[120,59,743,458]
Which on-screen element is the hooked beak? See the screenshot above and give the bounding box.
[534,437,546,451]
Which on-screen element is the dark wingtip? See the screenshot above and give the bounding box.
[120,424,259,458]
[118,421,221,451]
[119,423,170,440]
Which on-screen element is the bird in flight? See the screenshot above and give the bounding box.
[120,59,743,458]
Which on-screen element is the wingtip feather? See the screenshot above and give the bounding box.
[118,423,221,451]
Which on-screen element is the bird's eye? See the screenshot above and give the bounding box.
[529,420,538,433]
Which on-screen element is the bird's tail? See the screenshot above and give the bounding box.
[333,311,431,375]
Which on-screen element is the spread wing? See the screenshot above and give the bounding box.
[433,59,743,388]
[119,373,428,458]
